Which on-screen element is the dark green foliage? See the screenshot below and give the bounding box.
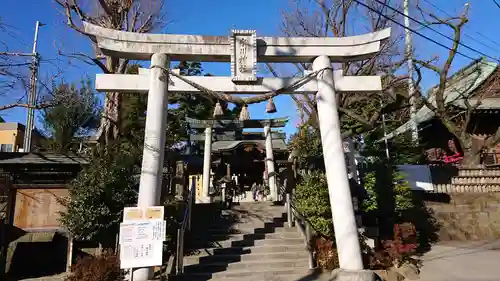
[58,151,138,244]
[362,128,423,165]
[294,171,332,237]
[361,169,414,219]
[162,196,186,254]
[288,125,324,171]
[41,79,101,152]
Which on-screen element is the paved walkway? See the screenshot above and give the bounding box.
[419,240,500,281]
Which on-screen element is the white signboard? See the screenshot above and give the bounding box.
[119,206,166,269]
[397,165,434,191]
[120,241,163,269]
[119,221,166,243]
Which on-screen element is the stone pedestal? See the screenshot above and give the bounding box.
[330,269,377,281]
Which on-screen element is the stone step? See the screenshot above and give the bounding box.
[191,220,289,233]
[203,225,298,235]
[451,177,500,184]
[458,169,500,177]
[189,236,304,249]
[178,268,320,280]
[185,244,306,256]
[432,184,500,193]
[190,231,302,242]
[184,259,309,274]
[184,251,309,266]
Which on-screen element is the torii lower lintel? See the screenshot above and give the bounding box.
[95,71,382,94]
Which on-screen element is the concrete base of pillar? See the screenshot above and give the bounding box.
[330,269,377,281]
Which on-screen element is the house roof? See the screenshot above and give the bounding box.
[0,122,24,131]
[0,122,46,140]
[0,152,89,165]
[381,58,499,141]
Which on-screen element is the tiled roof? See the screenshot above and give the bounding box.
[0,152,89,165]
[382,58,498,140]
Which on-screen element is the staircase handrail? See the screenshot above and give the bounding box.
[279,184,316,269]
[175,176,196,274]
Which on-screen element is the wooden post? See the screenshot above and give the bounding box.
[305,223,314,269]
[176,229,182,274]
[286,193,292,228]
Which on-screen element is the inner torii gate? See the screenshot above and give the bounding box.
[186,117,289,203]
[84,22,390,281]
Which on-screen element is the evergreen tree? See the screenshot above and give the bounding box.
[41,80,100,153]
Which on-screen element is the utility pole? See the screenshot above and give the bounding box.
[23,21,44,152]
[404,0,418,144]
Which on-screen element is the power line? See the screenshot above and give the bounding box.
[352,0,498,66]
[493,0,500,9]
[420,0,500,53]
[371,0,500,63]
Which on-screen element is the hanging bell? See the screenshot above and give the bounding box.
[213,101,224,117]
[239,104,250,121]
[265,97,277,113]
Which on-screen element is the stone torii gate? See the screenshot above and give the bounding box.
[83,22,390,281]
[186,117,289,203]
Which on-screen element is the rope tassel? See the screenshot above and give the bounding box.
[213,101,224,117]
[266,97,277,113]
[239,104,250,121]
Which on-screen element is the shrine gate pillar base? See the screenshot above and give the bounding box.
[330,268,377,281]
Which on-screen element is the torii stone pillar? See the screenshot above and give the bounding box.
[313,55,364,272]
[134,53,169,280]
[264,122,277,201]
[202,126,213,202]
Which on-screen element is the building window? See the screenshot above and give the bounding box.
[0,144,13,152]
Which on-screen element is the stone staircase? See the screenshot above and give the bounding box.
[178,202,328,281]
[433,168,500,193]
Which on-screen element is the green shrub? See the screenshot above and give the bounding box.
[58,154,138,246]
[294,171,332,237]
[361,169,414,218]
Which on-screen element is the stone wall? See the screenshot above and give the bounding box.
[5,231,68,279]
[425,192,500,241]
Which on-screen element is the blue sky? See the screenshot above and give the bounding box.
[1,0,500,137]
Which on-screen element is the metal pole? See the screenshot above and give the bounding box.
[404,0,418,144]
[381,101,390,160]
[23,21,43,152]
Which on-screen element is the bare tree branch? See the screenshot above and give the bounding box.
[53,0,166,146]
